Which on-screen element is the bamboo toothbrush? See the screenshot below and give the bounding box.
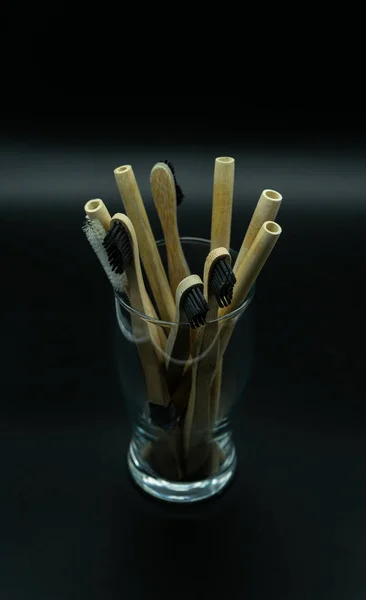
[212,221,282,423]
[83,197,130,294]
[183,248,236,477]
[161,160,185,205]
[103,213,167,365]
[143,272,209,481]
[210,157,235,251]
[114,165,176,323]
[164,275,208,401]
[82,216,126,294]
[233,189,282,275]
[104,212,187,479]
[83,198,165,345]
[150,161,190,296]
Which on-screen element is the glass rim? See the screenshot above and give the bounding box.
[114,236,255,326]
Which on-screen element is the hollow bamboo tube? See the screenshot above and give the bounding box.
[84,198,112,231]
[233,189,282,275]
[221,221,282,319]
[210,157,235,251]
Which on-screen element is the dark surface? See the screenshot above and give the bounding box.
[1,108,366,599]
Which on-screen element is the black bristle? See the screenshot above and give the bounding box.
[162,159,175,173]
[162,159,185,206]
[102,221,132,274]
[210,258,237,308]
[182,285,209,329]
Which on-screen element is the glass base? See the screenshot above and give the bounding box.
[127,433,237,504]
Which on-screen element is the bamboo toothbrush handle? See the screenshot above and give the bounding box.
[210,321,235,422]
[143,294,168,359]
[234,189,282,275]
[129,267,181,475]
[127,267,171,406]
[133,252,168,356]
[150,163,190,295]
[183,321,220,477]
[210,157,235,251]
[131,314,170,405]
[183,332,203,457]
[165,275,204,393]
[111,213,167,359]
[166,231,190,297]
[114,165,176,323]
[165,321,190,392]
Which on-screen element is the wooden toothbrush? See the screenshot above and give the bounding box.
[233,189,282,275]
[84,197,166,349]
[104,213,168,367]
[104,213,187,479]
[83,198,131,296]
[212,221,282,423]
[114,165,176,323]
[82,215,126,295]
[210,157,235,251]
[164,275,208,405]
[150,161,190,296]
[183,247,236,477]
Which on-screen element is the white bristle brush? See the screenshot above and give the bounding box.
[82,216,128,294]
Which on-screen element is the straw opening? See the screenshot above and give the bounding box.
[264,221,281,234]
[264,189,282,201]
[115,165,130,174]
[217,157,234,163]
[85,199,102,211]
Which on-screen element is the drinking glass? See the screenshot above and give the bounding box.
[114,237,254,503]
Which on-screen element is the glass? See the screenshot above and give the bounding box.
[114,237,254,503]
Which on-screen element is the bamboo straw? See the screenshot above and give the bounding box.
[84,198,112,231]
[233,189,282,275]
[210,157,235,251]
[221,221,282,317]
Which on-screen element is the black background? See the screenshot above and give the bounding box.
[1,102,366,599]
